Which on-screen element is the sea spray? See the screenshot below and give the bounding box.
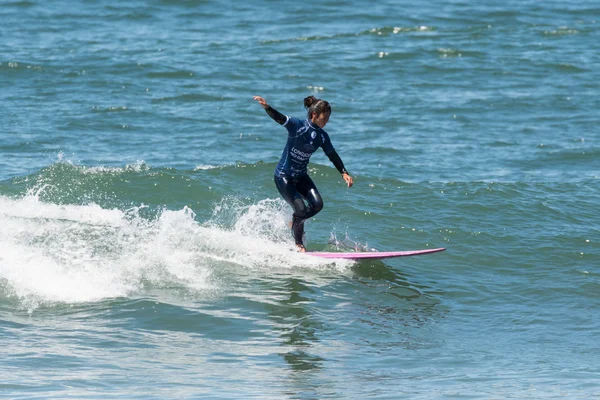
[0,193,351,311]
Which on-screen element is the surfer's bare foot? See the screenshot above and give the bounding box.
[296,244,306,253]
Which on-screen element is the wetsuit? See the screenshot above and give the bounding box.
[264,105,348,245]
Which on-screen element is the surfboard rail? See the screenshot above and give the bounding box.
[306,247,446,260]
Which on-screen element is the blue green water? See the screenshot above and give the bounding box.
[1,0,599,398]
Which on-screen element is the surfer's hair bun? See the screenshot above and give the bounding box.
[304,96,331,118]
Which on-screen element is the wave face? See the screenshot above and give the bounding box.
[0,164,355,309]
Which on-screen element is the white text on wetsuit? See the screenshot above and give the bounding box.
[291,147,312,161]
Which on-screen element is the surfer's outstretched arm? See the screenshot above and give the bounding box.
[253,96,287,125]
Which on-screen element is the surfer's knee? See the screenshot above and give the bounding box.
[312,197,323,215]
[309,189,323,214]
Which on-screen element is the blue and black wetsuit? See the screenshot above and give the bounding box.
[264,105,348,245]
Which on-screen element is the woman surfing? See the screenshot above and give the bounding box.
[253,95,353,252]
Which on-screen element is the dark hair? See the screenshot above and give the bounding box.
[304,96,331,118]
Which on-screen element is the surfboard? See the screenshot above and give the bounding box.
[306,247,446,260]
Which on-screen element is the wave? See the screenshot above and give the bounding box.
[151,93,228,103]
[0,191,351,312]
[0,61,45,73]
[261,25,436,44]
[542,27,581,36]
[145,70,197,79]
[4,159,598,207]
[3,0,36,7]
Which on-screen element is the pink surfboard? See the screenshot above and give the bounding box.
[306,247,446,260]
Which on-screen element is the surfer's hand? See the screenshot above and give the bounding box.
[253,96,268,109]
[343,172,353,188]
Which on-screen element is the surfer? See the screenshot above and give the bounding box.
[253,95,353,252]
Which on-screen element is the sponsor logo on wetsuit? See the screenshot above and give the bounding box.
[291,147,312,161]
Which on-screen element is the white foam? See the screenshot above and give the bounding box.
[47,152,150,175]
[194,164,222,171]
[0,195,350,310]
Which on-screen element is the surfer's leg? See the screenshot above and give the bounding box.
[295,175,323,220]
[290,214,306,246]
[283,175,323,248]
[274,176,307,245]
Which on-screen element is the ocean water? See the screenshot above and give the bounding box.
[1,0,599,398]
